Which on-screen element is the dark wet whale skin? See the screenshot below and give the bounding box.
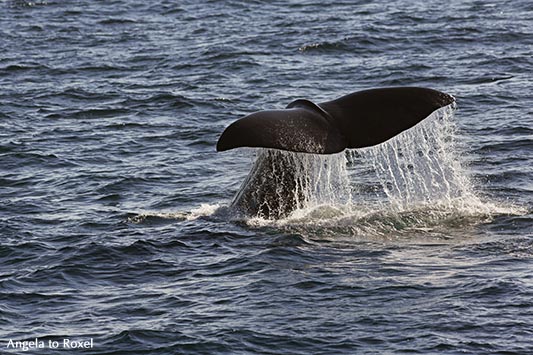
[217,87,455,154]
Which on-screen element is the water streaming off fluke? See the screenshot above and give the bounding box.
[351,105,477,210]
[229,148,350,219]
[233,105,516,231]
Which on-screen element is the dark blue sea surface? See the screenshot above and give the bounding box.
[1,0,532,354]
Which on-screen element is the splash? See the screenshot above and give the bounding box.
[239,104,523,232]
[231,149,352,219]
[349,105,479,211]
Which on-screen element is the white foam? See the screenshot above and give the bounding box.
[187,203,222,220]
[128,203,223,223]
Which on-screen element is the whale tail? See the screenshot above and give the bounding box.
[216,87,455,154]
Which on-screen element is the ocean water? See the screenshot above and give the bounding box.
[1,0,532,354]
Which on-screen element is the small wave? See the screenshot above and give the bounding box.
[98,18,137,25]
[298,34,397,53]
[100,329,226,353]
[36,87,120,102]
[2,151,77,169]
[127,211,188,224]
[475,138,532,153]
[127,204,224,224]
[103,122,147,130]
[0,63,49,72]
[76,63,130,72]
[298,41,347,52]
[69,108,130,120]
[8,0,48,8]
[118,92,196,111]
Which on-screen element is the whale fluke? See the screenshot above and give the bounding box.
[217,87,455,154]
[217,87,455,219]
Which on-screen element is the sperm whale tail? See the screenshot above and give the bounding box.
[216,87,455,154]
[216,87,456,219]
